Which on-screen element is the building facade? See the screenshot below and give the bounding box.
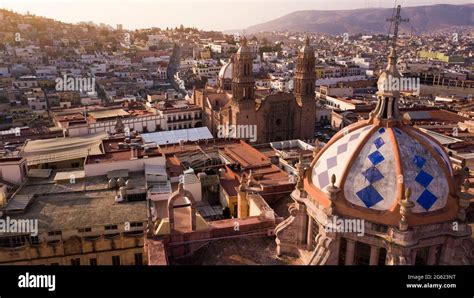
[193,37,317,143]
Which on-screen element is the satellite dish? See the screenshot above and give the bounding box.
[108,178,117,189]
[117,177,126,187]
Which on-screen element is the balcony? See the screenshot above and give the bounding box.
[167,117,193,123]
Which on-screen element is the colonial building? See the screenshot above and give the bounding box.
[193,37,316,143]
[274,15,473,265]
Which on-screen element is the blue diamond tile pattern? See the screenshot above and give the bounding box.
[318,172,329,188]
[349,132,361,142]
[344,126,396,210]
[326,156,338,169]
[394,128,447,213]
[373,137,385,149]
[368,150,385,165]
[337,143,348,154]
[415,170,434,188]
[344,126,449,213]
[362,167,384,184]
[356,185,384,208]
[417,189,438,211]
[312,125,373,189]
[413,155,426,169]
[411,129,453,177]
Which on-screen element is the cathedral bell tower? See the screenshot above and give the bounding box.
[294,36,317,140]
[294,36,316,106]
[231,37,255,102]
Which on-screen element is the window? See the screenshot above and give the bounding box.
[415,247,430,265]
[112,256,121,266]
[354,241,371,265]
[378,247,387,265]
[104,225,118,231]
[48,230,62,237]
[89,258,97,266]
[130,222,143,228]
[308,217,319,251]
[78,227,92,233]
[432,246,442,265]
[28,236,40,245]
[135,253,143,265]
[71,258,81,266]
[338,238,347,265]
[71,162,80,168]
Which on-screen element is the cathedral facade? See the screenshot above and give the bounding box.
[193,37,316,143]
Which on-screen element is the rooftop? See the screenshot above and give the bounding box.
[21,132,106,165]
[172,237,301,265]
[4,171,147,231]
[88,108,130,120]
[141,127,213,146]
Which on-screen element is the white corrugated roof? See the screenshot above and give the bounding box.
[141,127,213,146]
[22,132,106,165]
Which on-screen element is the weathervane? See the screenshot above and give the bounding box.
[386,5,409,49]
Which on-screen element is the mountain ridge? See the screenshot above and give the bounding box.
[246,4,474,34]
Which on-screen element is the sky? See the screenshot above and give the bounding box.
[0,0,470,31]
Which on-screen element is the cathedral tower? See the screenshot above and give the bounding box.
[294,36,316,104]
[294,36,316,140]
[231,37,255,101]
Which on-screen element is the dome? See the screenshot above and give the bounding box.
[305,118,458,225]
[304,45,459,226]
[309,122,453,211]
[218,62,233,80]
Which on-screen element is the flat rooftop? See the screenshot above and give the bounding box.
[6,172,147,231]
[10,190,146,231]
[172,237,301,265]
[88,108,130,120]
[141,127,213,146]
[21,132,106,165]
[223,141,272,169]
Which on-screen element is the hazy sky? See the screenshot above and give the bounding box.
[1,0,470,31]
